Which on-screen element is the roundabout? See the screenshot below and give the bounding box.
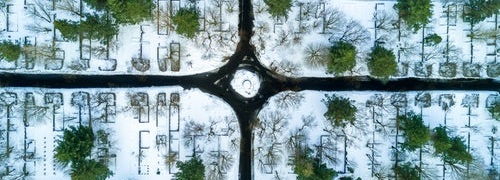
[230,69,261,98]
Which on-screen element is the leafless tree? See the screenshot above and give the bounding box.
[274,91,304,109]
[330,19,370,46]
[258,110,289,141]
[157,7,174,32]
[256,143,283,173]
[270,60,301,77]
[57,0,82,17]
[24,22,52,33]
[207,151,234,180]
[253,0,266,14]
[26,0,53,23]
[182,120,206,147]
[322,8,344,34]
[304,43,328,68]
[225,0,237,13]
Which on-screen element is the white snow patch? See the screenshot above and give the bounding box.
[230,69,261,98]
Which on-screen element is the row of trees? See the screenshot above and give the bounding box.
[325,43,397,79]
[322,94,476,178]
[83,0,154,25]
[324,0,497,79]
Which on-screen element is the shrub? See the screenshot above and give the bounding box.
[424,33,442,46]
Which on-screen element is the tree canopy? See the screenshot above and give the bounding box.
[55,13,118,44]
[395,0,433,32]
[323,95,357,127]
[172,8,200,38]
[398,112,431,151]
[108,0,154,24]
[71,159,113,180]
[327,41,356,75]
[175,156,205,180]
[0,40,21,62]
[393,162,419,180]
[264,0,292,17]
[466,0,500,24]
[83,0,108,10]
[367,46,397,79]
[489,101,500,121]
[294,148,337,180]
[54,126,95,166]
[432,126,473,164]
[55,126,113,179]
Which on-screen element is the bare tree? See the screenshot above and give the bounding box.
[304,43,328,68]
[330,19,370,45]
[270,60,301,77]
[182,120,206,147]
[57,0,82,17]
[256,110,289,141]
[207,151,234,180]
[274,91,304,109]
[26,0,53,23]
[322,8,344,34]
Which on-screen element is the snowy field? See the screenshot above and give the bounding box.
[0,87,239,179]
[0,0,238,75]
[255,90,500,179]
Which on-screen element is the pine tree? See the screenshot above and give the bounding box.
[327,41,356,75]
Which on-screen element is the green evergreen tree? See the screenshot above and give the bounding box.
[393,163,419,180]
[54,126,95,167]
[395,0,433,32]
[466,0,500,24]
[54,20,80,41]
[264,0,292,17]
[82,13,119,43]
[432,126,473,164]
[175,156,205,180]
[71,159,113,180]
[398,112,431,151]
[294,148,337,180]
[367,46,397,79]
[172,8,200,38]
[327,41,356,75]
[0,40,21,62]
[323,95,357,127]
[83,0,108,10]
[108,0,154,24]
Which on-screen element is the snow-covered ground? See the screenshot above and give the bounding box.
[256,90,500,179]
[230,69,261,98]
[0,87,239,179]
[0,0,238,75]
[253,0,500,78]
